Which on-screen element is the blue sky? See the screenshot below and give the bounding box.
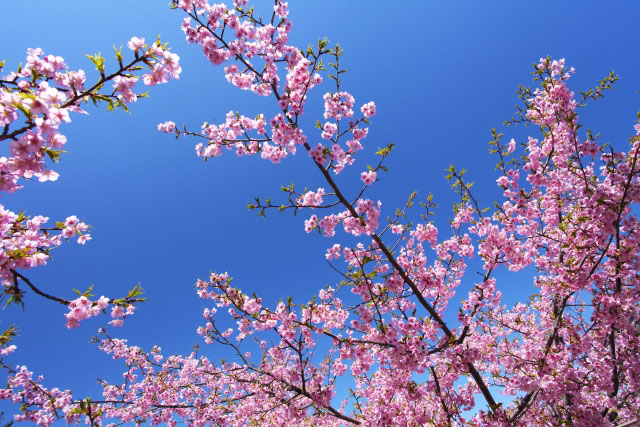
[1,0,640,422]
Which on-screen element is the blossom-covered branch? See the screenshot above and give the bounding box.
[1,36,180,324]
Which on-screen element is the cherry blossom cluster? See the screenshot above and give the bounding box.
[296,188,325,207]
[0,364,73,426]
[329,124,371,174]
[0,210,90,287]
[1,40,180,194]
[63,295,109,329]
[107,303,136,327]
[323,92,355,120]
[303,198,383,239]
[157,120,176,133]
[360,170,376,185]
[193,111,268,158]
[62,294,136,329]
[169,0,375,173]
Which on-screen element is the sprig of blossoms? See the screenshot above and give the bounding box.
[1,40,180,194]
[64,296,109,329]
[0,210,91,287]
[0,37,178,316]
[169,0,376,174]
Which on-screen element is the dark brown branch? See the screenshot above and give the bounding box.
[1,54,152,142]
[11,269,70,305]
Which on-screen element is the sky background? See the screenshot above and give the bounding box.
[1,0,640,423]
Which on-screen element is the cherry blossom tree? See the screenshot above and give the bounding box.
[1,1,639,426]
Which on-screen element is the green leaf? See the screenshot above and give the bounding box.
[126,284,145,300]
[44,148,63,163]
[86,53,105,73]
[113,44,123,64]
[375,143,395,157]
[0,325,17,346]
[318,37,329,50]
[72,285,94,298]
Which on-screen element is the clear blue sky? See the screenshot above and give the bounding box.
[1,0,640,423]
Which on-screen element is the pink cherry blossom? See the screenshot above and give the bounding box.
[360,170,376,185]
[127,36,145,51]
[157,121,176,133]
[360,101,376,118]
